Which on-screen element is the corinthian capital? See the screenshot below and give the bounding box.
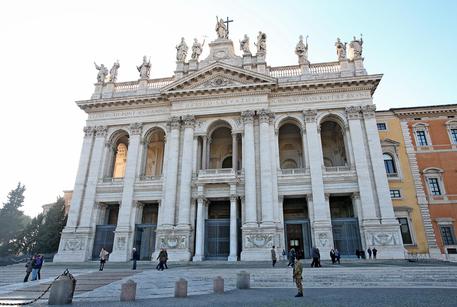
[345,106,362,120]
[95,126,108,137]
[241,110,255,125]
[182,115,196,128]
[167,116,181,130]
[303,109,317,123]
[83,126,95,137]
[361,104,376,118]
[129,122,143,135]
[258,109,274,124]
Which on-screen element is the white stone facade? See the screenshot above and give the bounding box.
[54,30,405,262]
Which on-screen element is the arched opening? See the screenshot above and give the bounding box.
[110,132,129,178]
[320,120,347,167]
[278,122,303,169]
[209,126,233,169]
[144,128,165,177]
[222,156,232,168]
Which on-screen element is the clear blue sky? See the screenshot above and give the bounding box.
[0,0,456,216]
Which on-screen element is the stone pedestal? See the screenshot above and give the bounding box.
[175,278,188,298]
[48,275,76,305]
[155,228,192,261]
[120,280,136,302]
[213,276,224,294]
[236,271,250,289]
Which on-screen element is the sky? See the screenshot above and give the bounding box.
[0,0,456,217]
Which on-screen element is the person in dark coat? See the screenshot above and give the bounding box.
[31,254,40,281]
[164,249,169,269]
[367,247,372,259]
[23,256,34,282]
[372,247,378,259]
[330,248,336,264]
[132,248,139,270]
[288,248,296,268]
[271,245,277,267]
[310,246,320,268]
[36,254,44,280]
[335,249,341,264]
[356,249,360,259]
[157,249,167,271]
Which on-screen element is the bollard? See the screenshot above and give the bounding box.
[120,279,137,301]
[175,278,188,298]
[236,271,250,289]
[213,276,224,294]
[48,271,77,305]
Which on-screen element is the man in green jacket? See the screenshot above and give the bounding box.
[293,258,303,297]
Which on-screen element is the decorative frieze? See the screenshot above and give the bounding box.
[95,126,108,137]
[129,122,143,135]
[62,238,85,251]
[303,109,317,123]
[317,232,331,247]
[244,233,274,248]
[83,126,95,137]
[115,236,127,250]
[241,110,255,125]
[345,106,362,120]
[365,231,401,246]
[159,234,187,249]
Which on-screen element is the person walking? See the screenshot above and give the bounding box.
[282,249,287,261]
[157,249,167,271]
[31,254,40,281]
[164,249,169,269]
[99,247,109,271]
[131,248,139,270]
[330,248,336,264]
[335,249,341,264]
[310,246,320,268]
[23,256,34,282]
[356,249,360,259]
[372,247,377,259]
[293,258,303,297]
[367,247,372,259]
[35,254,44,280]
[271,245,277,267]
[288,248,296,268]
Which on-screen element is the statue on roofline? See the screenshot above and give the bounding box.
[176,37,188,62]
[239,34,251,55]
[295,35,309,64]
[137,56,151,79]
[191,38,205,61]
[349,34,363,60]
[94,62,108,83]
[255,31,267,55]
[109,60,120,82]
[215,16,228,39]
[335,37,347,61]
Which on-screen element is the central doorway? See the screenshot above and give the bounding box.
[330,195,362,256]
[205,200,230,260]
[134,203,158,260]
[283,197,312,259]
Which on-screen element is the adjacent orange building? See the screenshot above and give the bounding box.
[392,104,457,260]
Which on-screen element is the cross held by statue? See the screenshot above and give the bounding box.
[224,17,234,35]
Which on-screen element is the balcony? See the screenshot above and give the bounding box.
[100,177,124,184]
[324,166,351,172]
[195,168,237,183]
[278,168,307,176]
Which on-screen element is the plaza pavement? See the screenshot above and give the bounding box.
[0,260,457,306]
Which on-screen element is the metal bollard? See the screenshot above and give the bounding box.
[213,276,224,294]
[120,279,137,301]
[236,271,250,289]
[175,278,188,298]
[48,270,76,305]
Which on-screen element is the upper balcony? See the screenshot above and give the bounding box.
[194,168,239,184]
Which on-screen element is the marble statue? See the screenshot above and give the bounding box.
[335,38,347,61]
[109,60,120,82]
[349,34,363,60]
[137,56,151,79]
[295,35,309,63]
[94,62,108,83]
[176,37,188,62]
[239,34,251,55]
[191,38,204,61]
[255,31,267,55]
[215,17,228,39]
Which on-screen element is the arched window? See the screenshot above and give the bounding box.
[208,126,232,169]
[383,153,397,175]
[320,120,347,167]
[113,143,127,178]
[144,128,165,177]
[281,159,298,169]
[278,122,303,169]
[222,156,232,168]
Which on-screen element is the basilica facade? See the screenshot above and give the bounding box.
[54,23,405,262]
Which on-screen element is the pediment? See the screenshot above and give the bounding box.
[161,62,276,93]
[381,138,400,147]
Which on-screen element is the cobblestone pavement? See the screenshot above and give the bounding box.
[1,260,457,305]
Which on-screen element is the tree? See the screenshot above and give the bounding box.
[35,197,67,253]
[0,183,30,255]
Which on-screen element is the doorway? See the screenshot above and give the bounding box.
[283,197,312,259]
[205,200,230,259]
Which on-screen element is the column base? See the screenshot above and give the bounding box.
[362,224,405,259]
[109,229,134,262]
[155,227,192,261]
[228,255,238,262]
[312,222,334,260]
[53,229,94,262]
[241,249,270,261]
[193,255,204,261]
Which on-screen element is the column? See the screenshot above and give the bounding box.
[201,135,207,169]
[269,119,280,224]
[110,123,143,261]
[301,128,309,170]
[232,133,238,170]
[345,106,378,224]
[78,126,108,229]
[193,195,206,261]
[65,126,95,230]
[228,193,238,261]
[241,110,257,226]
[303,110,333,259]
[160,116,181,227]
[258,109,274,225]
[361,105,397,223]
[178,115,196,227]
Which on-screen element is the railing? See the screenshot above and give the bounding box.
[279,168,306,175]
[113,81,139,93]
[147,77,174,89]
[325,166,351,172]
[139,175,162,181]
[309,62,340,74]
[198,168,236,176]
[101,177,124,183]
[269,65,302,78]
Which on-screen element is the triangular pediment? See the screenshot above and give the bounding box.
[161,62,276,93]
